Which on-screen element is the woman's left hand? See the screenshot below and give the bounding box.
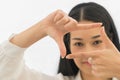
[66,27,120,78]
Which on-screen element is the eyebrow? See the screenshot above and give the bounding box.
[72,35,101,40]
[72,38,83,40]
[91,35,100,39]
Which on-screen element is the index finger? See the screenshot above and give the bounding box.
[65,22,102,32]
[77,22,103,30]
[66,51,98,59]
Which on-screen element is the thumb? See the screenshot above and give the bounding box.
[101,27,115,49]
[55,36,66,58]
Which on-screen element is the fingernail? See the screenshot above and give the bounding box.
[102,27,104,32]
[61,54,65,59]
[100,22,103,25]
[62,56,65,59]
[88,57,92,64]
[96,22,103,26]
[66,55,70,59]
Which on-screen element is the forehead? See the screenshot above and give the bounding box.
[70,21,101,39]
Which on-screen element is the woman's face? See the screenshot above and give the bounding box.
[70,20,104,74]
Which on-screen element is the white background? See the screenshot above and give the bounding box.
[0,0,120,76]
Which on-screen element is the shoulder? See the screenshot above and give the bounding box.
[56,73,75,80]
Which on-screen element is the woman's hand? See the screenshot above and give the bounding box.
[66,27,120,78]
[41,10,77,58]
[41,10,102,58]
[10,10,102,58]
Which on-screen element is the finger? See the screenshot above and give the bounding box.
[91,65,107,77]
[54,10,66,23]
[64,17,78,32]
[65,22,102,32]
[56,15,70,25]
[66,52,95,59]
[89,58,102,65]
[77,22,102,30]
[55,36,66,58]
[100,27,115,49]
[88,57,93,64]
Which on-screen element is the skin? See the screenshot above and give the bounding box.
[10,10,102,58]
[70,20,110,80]
[66,21,120,79]
[9,9,120,79]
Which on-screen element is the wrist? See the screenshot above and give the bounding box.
[10,21,47,48]
[33,21,48,37]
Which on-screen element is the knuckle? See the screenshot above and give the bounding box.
[56,10,64,16]
[56,9,63,13]
[63,17,69,22]
[71,20,77,25]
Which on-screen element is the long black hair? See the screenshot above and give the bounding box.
[58,2,120,76]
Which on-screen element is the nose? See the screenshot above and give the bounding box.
[81,45,94,59]
[85,44,94,52]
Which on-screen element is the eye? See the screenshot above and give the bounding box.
[92,40,102,45]
[74,42,84,47]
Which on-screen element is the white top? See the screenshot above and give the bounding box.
[0,40,119,80]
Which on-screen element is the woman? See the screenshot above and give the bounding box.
[0,2,120,80]
[58,2,120,80]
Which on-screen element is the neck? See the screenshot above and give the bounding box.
[81,72,112,80]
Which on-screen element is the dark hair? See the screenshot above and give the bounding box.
[58,2,120,76]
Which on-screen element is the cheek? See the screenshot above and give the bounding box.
[70,43,75,53]
[70,46,77,53]
[74,58,82,69]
